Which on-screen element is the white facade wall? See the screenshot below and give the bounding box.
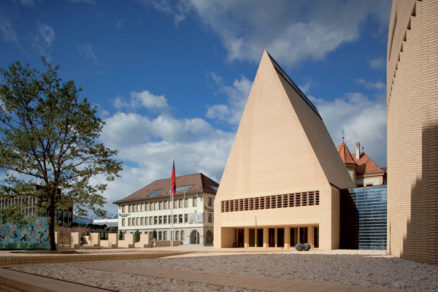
[117,193,215,245]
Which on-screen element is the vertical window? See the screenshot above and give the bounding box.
[122,218,125,226]
[221,201,224,212]
[154,216,157,225]
[164,216,167,224]
[159,216,162,225]
[315,191,320,205]
[192,197,197,207]
[180,231,184,241]
[308,192,314,206]
[283,194,288,208]
[302,192,307,206]
[295,193,301,207]
[208,213,213,223]
[255,197,259,210]
[314,227,319,248]
[260,197,265,210]
[128,218,131,226]
[179,199,183,208]
[184,214,188,223]
[140,217,144,225]
[179,214,183,223]
[277,195,282,208]
[175,231,179,240]
[174,215,177,224]
[184,198,188,208]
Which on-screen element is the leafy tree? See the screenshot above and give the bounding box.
[107,226,117,233]
[134,229,140,242]
[118,230,122,240]
[151,229,157,240]
[0,60,122,250]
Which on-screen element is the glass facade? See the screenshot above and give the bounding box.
[341,186,387,250]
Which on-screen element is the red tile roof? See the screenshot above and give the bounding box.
[337,142,385,176]
[114,173,218,204]
[337,142,357,165]
[354,152,385,176]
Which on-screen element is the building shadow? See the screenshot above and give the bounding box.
[402,123,438,264]
[340,189,359,249]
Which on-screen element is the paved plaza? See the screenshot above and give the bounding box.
[1,247,437,291]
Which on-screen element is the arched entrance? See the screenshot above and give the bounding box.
[190,230,200,244]
[205,230,213,244]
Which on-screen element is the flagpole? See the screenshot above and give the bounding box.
[171,191,174,247]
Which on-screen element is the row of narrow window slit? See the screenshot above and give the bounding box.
[221,191,320,213]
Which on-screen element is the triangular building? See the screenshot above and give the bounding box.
[214,51,354,250]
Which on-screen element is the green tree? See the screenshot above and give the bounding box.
[0,60,122,250]
[134,229,140,242]
[151,229,157,240]
[118,230,122,240]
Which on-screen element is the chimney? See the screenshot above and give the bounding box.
[356,142,360,160]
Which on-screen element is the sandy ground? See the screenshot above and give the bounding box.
[8,250,438,291]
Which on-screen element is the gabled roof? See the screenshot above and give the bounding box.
[216,50,354,198]
[337,142,357,165]
[113,173,218,204]
[336,141,385,176]
[355,152,385,176]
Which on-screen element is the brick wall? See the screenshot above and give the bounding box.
[387,0,438,265]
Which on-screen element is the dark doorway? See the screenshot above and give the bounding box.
[235,228,244,247]
[299,227,308,243]
[257,228,263,247]
[290,228,298,246]
[314,227,319,248]
[277,228,284,247]
[268,228,275,247]
[249,229,255,247]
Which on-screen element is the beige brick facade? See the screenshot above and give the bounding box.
[214,51,354,250]
[387,0,438,264]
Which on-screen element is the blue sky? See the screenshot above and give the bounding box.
[0,0,391,216]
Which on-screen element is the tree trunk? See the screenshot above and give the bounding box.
[48,190,56,250]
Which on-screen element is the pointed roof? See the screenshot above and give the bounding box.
[114,173,218,204]
[355,152,385,176]
[337,142,357,165]
[216,51,354,198]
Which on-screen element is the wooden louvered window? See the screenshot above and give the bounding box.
[302,192,308,206]
[289,194,294,207]
[283,194,288,208]
[309,192,314,206]
[295,193,301,207]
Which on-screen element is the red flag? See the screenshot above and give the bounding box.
[171,160,176,196]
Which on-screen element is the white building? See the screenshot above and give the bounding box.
[93,218,118,227]
[114,173,217,245]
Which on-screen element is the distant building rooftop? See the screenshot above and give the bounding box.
[114,173,218,204]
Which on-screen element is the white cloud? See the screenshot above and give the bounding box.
[0,18,18,44]
[37,23,55,46]
[369,57,385,69]
[113,91,169,112]
[206,76,252,125]
[78,43,100,66]
[356,78,385,91]
[148,0,391,67]
[131,90,168,110]
[100,89,235,214]
[312,92,387,167]
[137,0,191,24]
